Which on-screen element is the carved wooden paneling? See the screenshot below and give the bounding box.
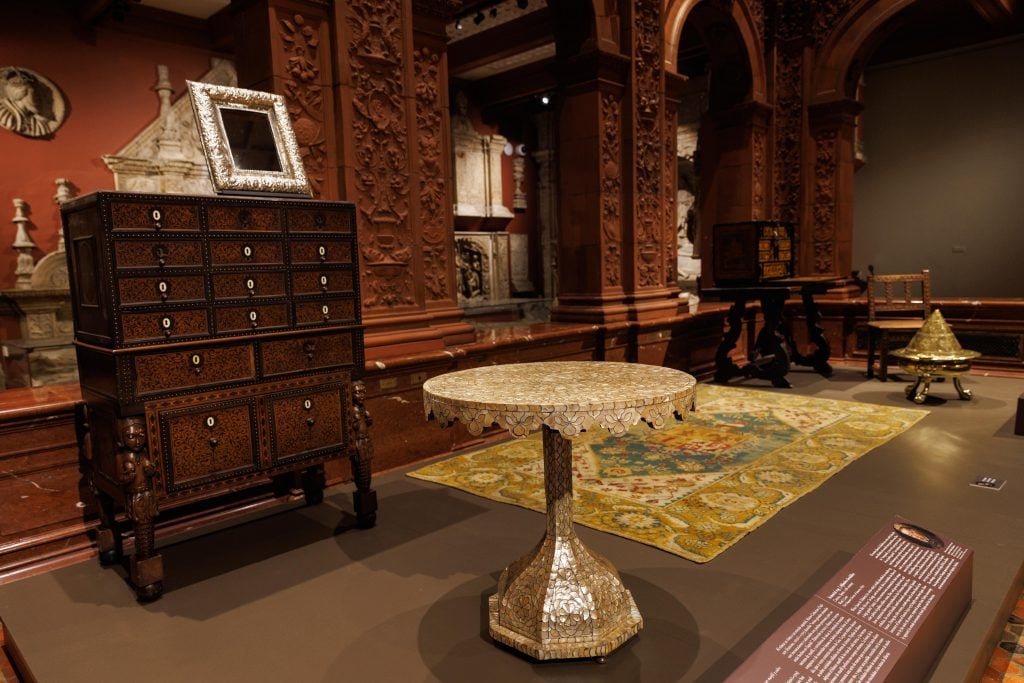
[344,0,416,308]
[413,45,450,301]
[632,0,665,289]
[752,126,766,220]
[812,127,838,274]
[812,0,857,47]
[277,11,330,197]
[664,98,678,286]
[600,92,622,288]
[773,41,803,225]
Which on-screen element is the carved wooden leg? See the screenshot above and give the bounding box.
[754,295,791,388]
[879,332,891,382]
[714,300,747,383]
[349,381,377,529]
[954,377,973,400]
[301,465,326,506]
[867,329,877,379]
[116,418,163,602]
[798,288,833,376]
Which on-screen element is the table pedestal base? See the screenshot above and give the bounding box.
[487,426,643,660]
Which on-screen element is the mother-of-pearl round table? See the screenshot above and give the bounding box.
[423,361,697,660]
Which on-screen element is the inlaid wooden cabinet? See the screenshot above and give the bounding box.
[62,192,376,601]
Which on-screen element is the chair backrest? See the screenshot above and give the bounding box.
[867,269,931,321]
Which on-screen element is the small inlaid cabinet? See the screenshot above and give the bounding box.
[62,192,376,601]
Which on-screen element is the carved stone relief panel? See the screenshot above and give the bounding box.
[455,232,510,306]
[104,59,236,195]
[509,233,533,294]
[451,91,513,222]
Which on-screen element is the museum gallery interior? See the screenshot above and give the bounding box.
[0,0,1022,680]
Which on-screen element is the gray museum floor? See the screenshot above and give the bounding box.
[1,366,1022,682]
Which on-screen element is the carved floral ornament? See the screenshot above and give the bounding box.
[279,13,327,196]
[0,66,66,138]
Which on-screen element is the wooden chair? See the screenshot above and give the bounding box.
[866,269,932,381]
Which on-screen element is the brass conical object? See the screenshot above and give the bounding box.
[890,309,980,403]
[891,309,980,362]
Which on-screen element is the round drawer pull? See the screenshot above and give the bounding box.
[322,304,330,320]
[249,310,259,328]
[246,278,256,296]
[161,316,173,337]
[314,212,326,227]
[319,274,329,291]
[190,353,203,374]
[150,208,162,230]
[238,209,251,227]
[158,280,169,301]
[318,245,327,261]
[303,340,316,360]
[153,244,168,267]
[306,417,316,428]
[208,437,219,448]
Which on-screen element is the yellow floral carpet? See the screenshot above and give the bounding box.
[409,383,927,563]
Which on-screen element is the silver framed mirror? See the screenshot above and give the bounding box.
[187,81,310,197]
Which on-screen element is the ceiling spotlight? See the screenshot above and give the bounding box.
[516,0,528,8]
[455,17,463,29]
[540,95,550,106]
[473,10,485,24]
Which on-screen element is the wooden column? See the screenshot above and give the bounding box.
[806,99,861,278]
[232,0,340,200]
[551,0,681,323]
[411,3,474,345]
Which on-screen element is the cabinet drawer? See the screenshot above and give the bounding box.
[214,303,289,334]
[260,331,355,378]
[110,202,199,232]
[160,400,259,493]
[211,271,287,300]
[291,270,354,296]
[122,309,209,343]
[207,206,282,232]
[209,239,284,266]
[294,297,357,327]
[132,344,256,398]
[115,240,203,270]
[290,239,353,266]
[119,274,206,306]
[267,387,347,464]
[287,207,352,233]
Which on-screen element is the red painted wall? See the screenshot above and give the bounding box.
[0,3,219,298]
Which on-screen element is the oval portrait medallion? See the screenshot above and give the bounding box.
[0,66,66,138]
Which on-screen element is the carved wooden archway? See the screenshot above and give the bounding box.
[805,0,918,277]
[662,0,770,281]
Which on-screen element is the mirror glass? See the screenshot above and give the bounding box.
[219,108,283,173]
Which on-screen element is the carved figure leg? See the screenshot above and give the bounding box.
[954,377,973,400]
[94,491,122,566]
[301,465,326,506]
[752,295,791,388]
[117,418,163,602]
[714,299,747,383]
[349,381,377,529]
[488,425,642,660]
